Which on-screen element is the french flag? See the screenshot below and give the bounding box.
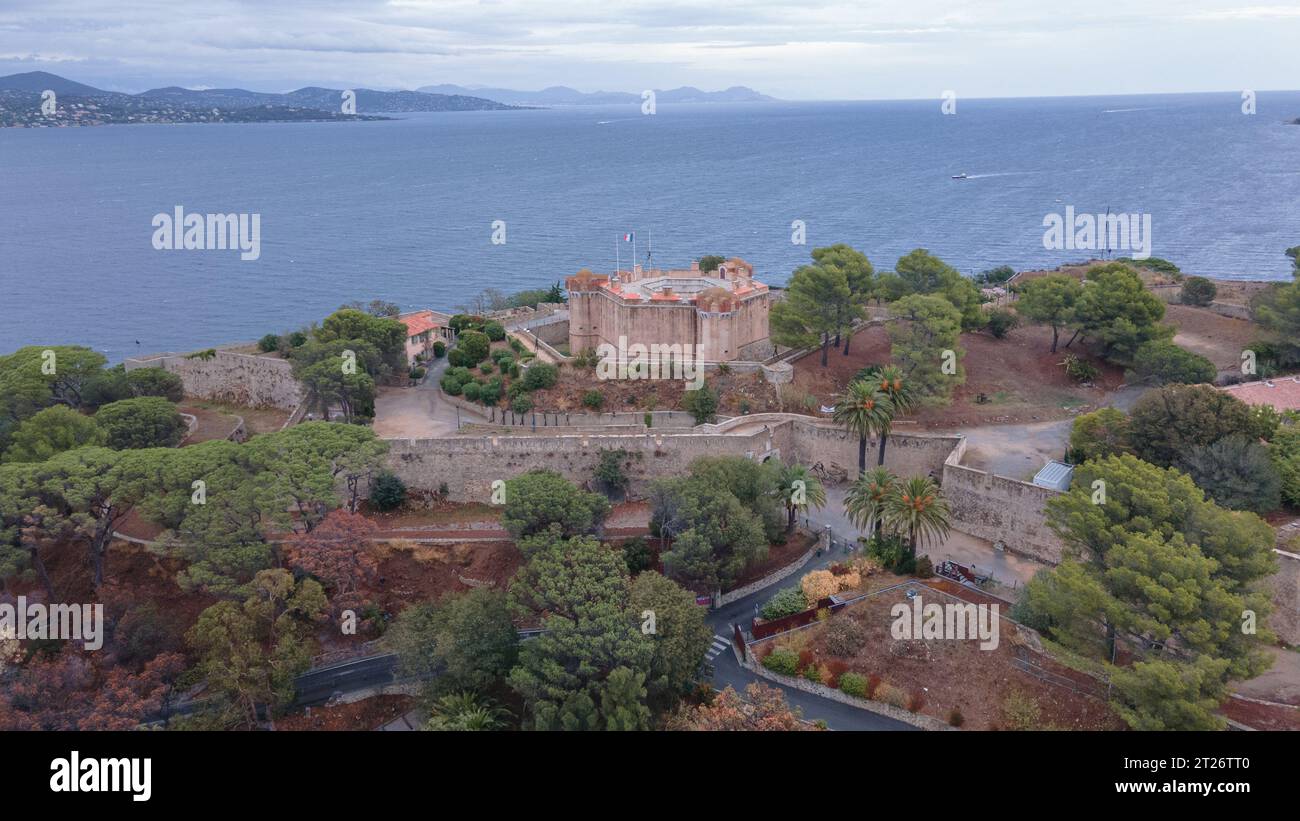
[622,232,634,242]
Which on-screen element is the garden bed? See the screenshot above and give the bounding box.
[751,581,1124,730]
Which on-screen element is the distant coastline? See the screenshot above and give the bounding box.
[0,71,518,128]
[0,71,778,128]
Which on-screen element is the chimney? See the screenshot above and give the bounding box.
[690,260,700,273]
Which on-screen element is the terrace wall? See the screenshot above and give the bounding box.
[1268,525,1300,645]
[125,349,303,410]
[941,438,1066,564]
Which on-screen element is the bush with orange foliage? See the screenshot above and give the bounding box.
[801,567,862,602]
[284,509,379,610]
[669,683,816,731]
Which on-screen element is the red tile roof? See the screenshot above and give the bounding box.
[1221,376,1300,412]
[399,310,439,338]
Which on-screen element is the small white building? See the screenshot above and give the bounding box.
[1032,460,1075,492]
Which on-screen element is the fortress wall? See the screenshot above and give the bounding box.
[385,426,776,503]
[783,417,960,480]
[125,349,303,410]
[1269,551,1300,645]
[381,410,1300,639]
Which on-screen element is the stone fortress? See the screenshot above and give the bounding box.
[566,257,773,362]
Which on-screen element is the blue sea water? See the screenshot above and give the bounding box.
[2,91,1299,360]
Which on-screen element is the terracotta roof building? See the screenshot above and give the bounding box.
[398,309,452,365]
[1220,375,1300,413]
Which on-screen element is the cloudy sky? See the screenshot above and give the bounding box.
[1,0,1297,99]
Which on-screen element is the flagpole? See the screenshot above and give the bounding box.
[616,234,620,279]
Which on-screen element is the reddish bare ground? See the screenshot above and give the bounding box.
[364,540,523,613]
[7,537,215,646]
[275,695,416,731]
[1219,697,1300,731]
[792,323,1124,428]
[758,579,1124,731]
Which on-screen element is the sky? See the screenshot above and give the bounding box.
[0,0,1297,99]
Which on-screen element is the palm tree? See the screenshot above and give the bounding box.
[775,463,827,531]
[869,364,918,466]
[424,692,512,731]
[883,476,951,561]
[832,381,893,477]
[844,467,896,538]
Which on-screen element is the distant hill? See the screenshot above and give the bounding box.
[0,70,109,96]
[0,72,520,116]
[135,85,517,113]
[416,83,776,106]
[282,87,516,113]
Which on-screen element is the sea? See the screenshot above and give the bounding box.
[2,90,1298,360]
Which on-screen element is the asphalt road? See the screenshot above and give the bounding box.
[704,536,915,731]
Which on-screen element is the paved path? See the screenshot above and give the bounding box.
[372,350,489,439]
[703,530,915,730]
[1232,646,1300,706]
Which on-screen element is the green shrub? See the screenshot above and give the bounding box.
[1131,340,1216,385]
[478,379,502,405]
[682,382,719,424]
[761,647,800,676]
[914,555,934,578]
[985,308,1019,339]
[432,340,446,358]
[484,321,506,341]
[286,330,308,348]
[760,587,808,620]
[457,330,491,364]
[369,471,407,511]
[839,672,868,698]
[582,390,604,410]
[480,362,494,375]
[1060,353,1100,383]
[621,537,654,574]
[867,534,915,574]
[839,672,868,697]
[522,363,558,390]
[461,381,482,401]
[409,366,426,380]
[1181,276,1217,306]
[803,663,823,683]
[511,394,533,415]
[257,333,280,352]
[442,378,463,396]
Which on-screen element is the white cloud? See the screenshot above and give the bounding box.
[0,0,1295,98]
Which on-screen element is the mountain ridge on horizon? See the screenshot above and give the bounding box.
[0,70,517,113]
[0,71,777,108]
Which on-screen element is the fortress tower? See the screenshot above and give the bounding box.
[565,258,771,362]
